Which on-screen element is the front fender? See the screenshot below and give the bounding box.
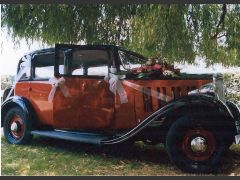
[160,94,235,121]
[102,94,236,145]
[144,94,237,143]
[226,101,240,134]
[1,96,33,127]
[157,94,236,130]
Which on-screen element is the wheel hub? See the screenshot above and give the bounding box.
[182,128,216,162]
[190,137,207,153]
[10,122,18,132]
[9,114,25,139]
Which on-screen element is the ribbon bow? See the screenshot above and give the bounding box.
[105,67,128,104]
[6,55,32,100]
[48,77,70,103]
[108,73,128,104]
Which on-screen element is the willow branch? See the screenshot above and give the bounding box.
[211,4,227,40]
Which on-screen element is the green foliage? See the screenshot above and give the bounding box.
[1,4,240,66]
[129,5,196,64]
[224,73,240,105]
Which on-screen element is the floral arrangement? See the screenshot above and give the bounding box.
[130,58,180,78]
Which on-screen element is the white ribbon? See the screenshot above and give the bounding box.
[108,74,128,104]
[106,67,172,104]
[48,77,70,103]
[6,54,31,100]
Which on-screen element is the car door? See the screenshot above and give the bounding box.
[52,45,115,130]
[28,52,55,127]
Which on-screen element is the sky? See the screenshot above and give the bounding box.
[0,28,51,76]
[0,27,240,76]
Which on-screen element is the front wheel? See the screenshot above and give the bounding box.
[3,107,32,144]
[166,115,228,173]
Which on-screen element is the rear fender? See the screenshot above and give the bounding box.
[1,96,37,128]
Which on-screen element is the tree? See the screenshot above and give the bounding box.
[1,4,240,66]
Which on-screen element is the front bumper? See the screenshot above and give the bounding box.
[235,134,240,144]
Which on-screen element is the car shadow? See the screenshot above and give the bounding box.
[12,136,240,175]
[220,147,240,175]
[29,136,172,165]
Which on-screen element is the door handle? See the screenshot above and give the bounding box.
[81,83,86,91]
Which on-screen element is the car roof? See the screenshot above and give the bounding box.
[26,45,118,57]
[26,44,145,59]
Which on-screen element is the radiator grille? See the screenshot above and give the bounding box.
[142,86,197,111]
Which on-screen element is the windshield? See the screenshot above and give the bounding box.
[118,50,146,71]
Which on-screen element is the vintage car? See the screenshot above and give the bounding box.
[1,44,240,173]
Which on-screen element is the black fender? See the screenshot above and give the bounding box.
[1,96,38,128]
[102,94,236,145]
[155,94,236,128]
[146,94,237,143]
[2,86,14,102]
[226,101,240,134]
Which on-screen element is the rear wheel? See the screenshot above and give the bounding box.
[166,115,229,173]
[3,107,32,144]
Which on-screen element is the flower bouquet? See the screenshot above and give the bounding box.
[130,58,180,79]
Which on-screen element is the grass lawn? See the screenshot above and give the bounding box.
[1,136,240,176]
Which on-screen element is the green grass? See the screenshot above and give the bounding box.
[1,136,240,176]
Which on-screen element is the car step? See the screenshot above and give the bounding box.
[31,130,110,145]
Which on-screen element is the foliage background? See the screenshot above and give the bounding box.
[224,73,240,105]
[2,4,240,66]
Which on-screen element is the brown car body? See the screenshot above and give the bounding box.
[15,78,211,130]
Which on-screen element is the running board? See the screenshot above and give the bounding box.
[31,130,110,145]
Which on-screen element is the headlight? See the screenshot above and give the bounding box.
[188,83,215,95]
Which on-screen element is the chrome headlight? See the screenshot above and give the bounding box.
[188,83,215,95]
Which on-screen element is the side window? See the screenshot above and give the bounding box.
[88,66,108,76]
[72,65,108,76]
[59,49,109,77]
[35,66,54,79]
[33,53,55,79]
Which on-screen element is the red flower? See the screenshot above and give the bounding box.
[153,64,162,70]
[131,62,179,76]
